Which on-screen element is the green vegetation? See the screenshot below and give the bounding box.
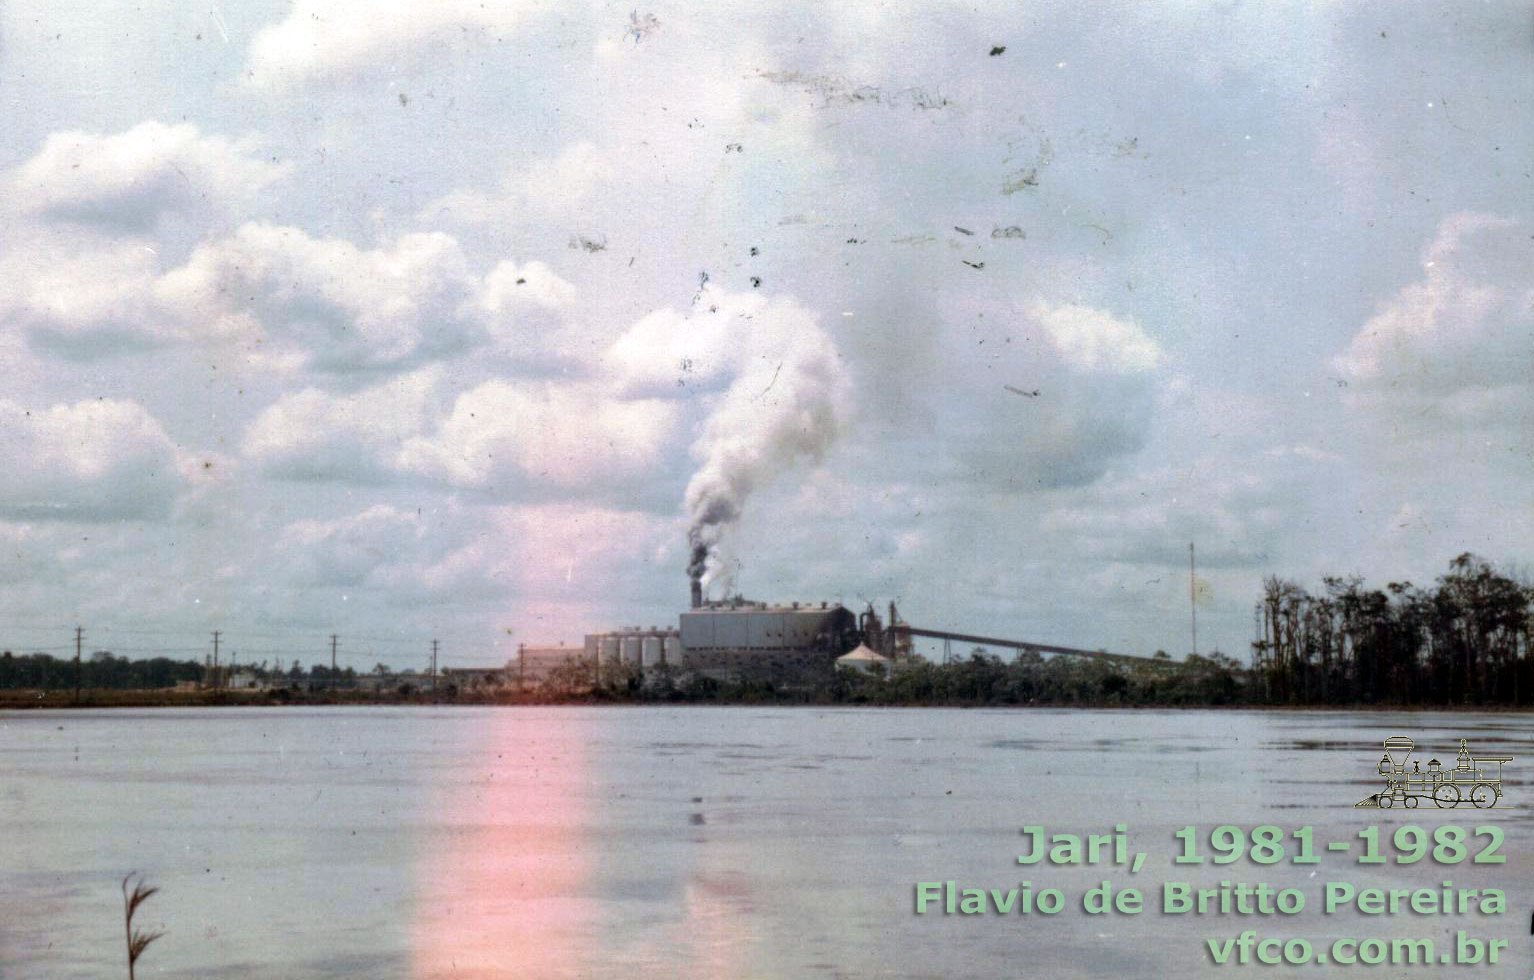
[550,650,1245,707]
[0,651,201,690]
[1253,553,1534,705]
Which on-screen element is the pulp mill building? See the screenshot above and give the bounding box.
[513,549,1165,688]
[517,596,897,687]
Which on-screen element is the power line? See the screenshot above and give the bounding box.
[73,626,83,704]
[1189,542,1198,658]
[0,622,492,645]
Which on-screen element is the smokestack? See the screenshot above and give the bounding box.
[688,530,709,608]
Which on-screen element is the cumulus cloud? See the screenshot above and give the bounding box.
[244,370,678,500]
[242,369,441,482]
[1031,300,1162,374]
[158,224,484,371]
[4,221,584,369]
[0,398,183,521]
[8,121,289,231]
[398,379,678,494]
[246,0,547,89]
[924,298,1166,493]
[1335,213,1534,432]
[430,142,614,228]
[0,239,169,357]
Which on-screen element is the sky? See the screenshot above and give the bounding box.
[0,1,1529,671]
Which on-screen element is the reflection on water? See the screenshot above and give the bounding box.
[2,706,1531,978]
[412,711,594,979]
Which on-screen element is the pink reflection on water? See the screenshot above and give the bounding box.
[679,869,755,980]
[411,711,765,978]
[412,713,593,980]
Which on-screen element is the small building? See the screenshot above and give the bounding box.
[355,672,404,693]
[515,645,589,690]
[226,669,272,691]
[836,643,891,678]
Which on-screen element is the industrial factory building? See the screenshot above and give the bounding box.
[565,558,912,685]
[674,598,862,680]
[582,600,864,683]
[524,535,1160,689]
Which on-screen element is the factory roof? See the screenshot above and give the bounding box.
[688,599,847,613]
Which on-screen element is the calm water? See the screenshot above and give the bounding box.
[2,706,1530,978]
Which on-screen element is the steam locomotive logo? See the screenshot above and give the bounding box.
[1356,736,1512,809]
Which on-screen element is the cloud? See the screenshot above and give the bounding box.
[0,238,171,357]
[475,259,602,373]
[271,499,677,631]
[497,501,681,640]
[1031,300,1163,374]
[8,121,290,232]
[246,0,547,89]
[915,299,1167,493]
[157,224,487,372]
[278,504,496,599]
[4,220,587,369]
[398,379,679,495]
[242,369,441,482]
[0,398,184,521]
[245,370,679,501]
[1335,212,1534,442]
[1040,463,1288,570]
[430,142,614,228]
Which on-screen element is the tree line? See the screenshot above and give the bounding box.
[0,651,372,691]
[6,553,1529,707]
[1252,553,1533,706]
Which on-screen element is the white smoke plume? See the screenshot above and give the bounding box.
[608,290,853,598]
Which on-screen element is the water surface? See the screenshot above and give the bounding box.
[3,706,1529,978]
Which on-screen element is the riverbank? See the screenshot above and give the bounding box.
[1,687,1520,711]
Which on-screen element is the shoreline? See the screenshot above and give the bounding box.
[0,689,1523,712]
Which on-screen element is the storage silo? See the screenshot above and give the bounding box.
[641,635,663,667]
[600,634,621,665]
[620,634,642,664]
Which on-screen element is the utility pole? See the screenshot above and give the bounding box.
[73,625,83,703]
[212,630,221,691]
[430,639,438,693]
[1189,542,1198,658]
[330,634,339,691]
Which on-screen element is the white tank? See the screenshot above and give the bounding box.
[620,635,641,664]
[641,636,663,667]
[663,635,682,666]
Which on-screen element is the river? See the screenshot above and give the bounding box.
[2,706,1528,978]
